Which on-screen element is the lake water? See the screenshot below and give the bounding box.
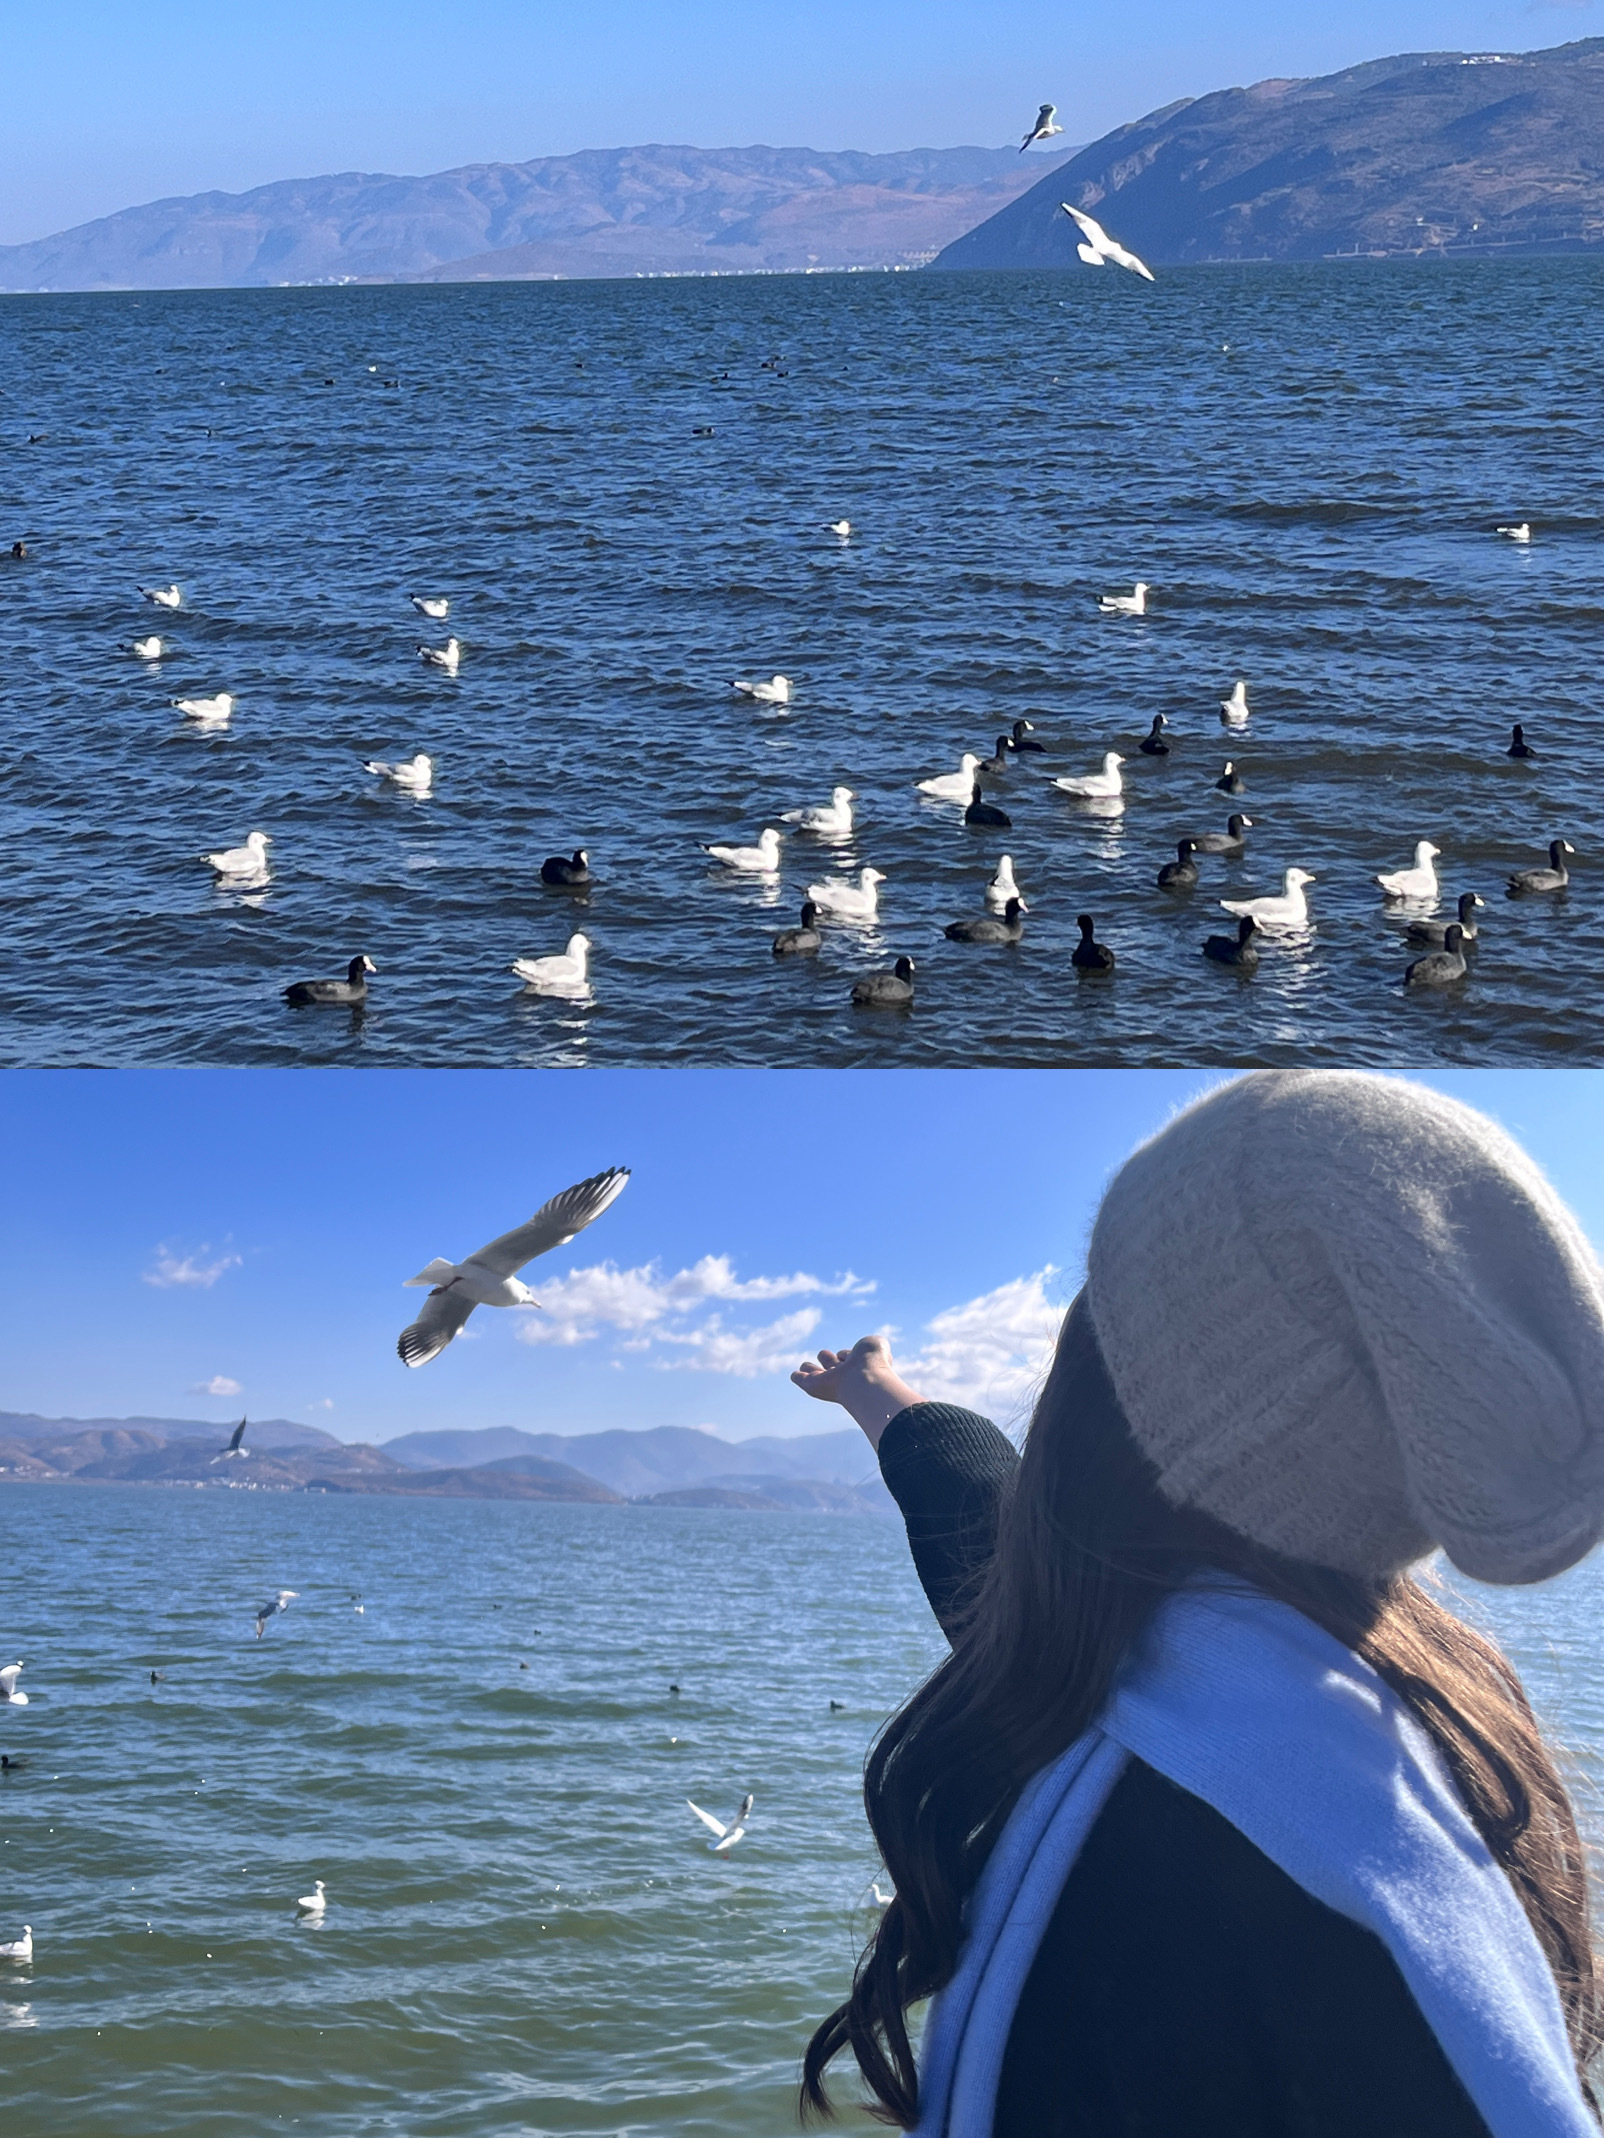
[3,1483,1603,2136]
[1,261,1600,1068]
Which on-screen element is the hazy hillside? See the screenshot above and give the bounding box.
[0,143,1073,293]
[936,36,1604,269]
[0,1409,338,1450]
[381,1423,874,1493]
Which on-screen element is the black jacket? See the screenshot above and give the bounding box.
[877,1402,1494,2138]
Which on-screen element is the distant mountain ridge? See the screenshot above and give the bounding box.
[0,1409,337,1450]
[0,143,1073,293]
[936,36,1604,270]
[379,1423,875,1493]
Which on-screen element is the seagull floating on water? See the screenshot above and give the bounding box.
[870,1883,894,1910]
[418,638,460,672]
[806,867,885,920]
[0,1926,32,1962]
[206,831,272,877]
[1496,523,1532,543]
[255,1591,298,1639]
[397,1166,630,1368]
[731,675,791,705]
[986,856,1026,911]
[297,1880,327,1917]
[130,636,165,660]
[284,955,377,1007]
[917,754,982,800]
[1060,204,1155,280]
[1219,680,1250,728]
[141,584,183,608]
[827,520,852,539]
[1221,868,1316,931]
[365,753,433,794]
[1053,751,1125,799]
[0,1664,26,1706]
[703,828,781,873]
[174,694,235,722]
[688,1794,753,1853]
[511,933,593,994]
[781,786,854,834]
[1375,841,1440,901]
[1098,581,1148,616]
[410,595,450,618]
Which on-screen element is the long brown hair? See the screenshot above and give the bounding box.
[803,1294,1601,2125]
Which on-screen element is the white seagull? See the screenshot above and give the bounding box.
[141,584,183,608]
[1060,204,1156,281]
[396,1166,631,1369]
[254,1591,298,1639]
[703,828,782,872]
[1496,523,1532,543]
[216,1418,249,1460]
[688,1793,753,1853]
[806,866,885,920]
[1020,103,1063,151]
[410,595,450,618]
[917,753,983,800]
[1053,751,1125,799]
[510,933,592,994]
[870,1883,894,1910]
[781,786,855,834]
[297,1880,327,1917]
[174,694,235,722]
[418,638,460,672]
[1098,581,1149,616]
[206,831,272,877]
[986,856,1027,912]
[365,753,433,794]
[731,675,792,706]
[1221,868,1317,931]
[1220,680,1250,727]
[828,520,852,539]
[131,636,165,660]
[0,1663,26,1706]
[0,1926,32,1962]
[1375,841,1440,901]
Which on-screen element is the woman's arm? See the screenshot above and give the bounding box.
[793,1336,1020,1636]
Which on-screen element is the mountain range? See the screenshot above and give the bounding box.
[937,37,1604,270]
[0,144,1071,293]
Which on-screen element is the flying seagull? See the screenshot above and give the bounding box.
[396,1167,631,1369]
[217,1417,249,1460]
[1020,103,1063,151]
[688,1792,753,1853]
[0,1663,26,1706]
[1059,204,1155,281]
[255,1591,298,1639]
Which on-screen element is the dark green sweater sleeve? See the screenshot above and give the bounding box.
[876,1402,1021,1637]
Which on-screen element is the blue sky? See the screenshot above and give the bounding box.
[3,1069,1602,1447]
[2,1,1595,245]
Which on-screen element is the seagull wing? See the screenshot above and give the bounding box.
[1107,240,1156,281]
[1061,204,1106,247]
[398,1284,477,1369]
[0,1666,20,1696]
[228,1418,247,1451]
[687,1799,729,1839]
[467,1167,632,1279]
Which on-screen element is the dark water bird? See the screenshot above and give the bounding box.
[851,956,916,1007]
[1408,892,1484,946]
[669,1684,680,1694]
[1157,838,1200,890]
[1191,814,1254,855]
[772,900,822,956]
[1507,838,1574,897]
[1215,760,1246,795]
[1405,924,1468,988]
[0,1753,22,1769]
[9,540,25,559]
[1139,714,1171,757]
[541,849,590,887]
[978,736,1013,777]
[945,897,1025,944]
[692,426,715,437]
[964,783,1011,829]
[830,1699,845,1711]
[1506,723,1537,760]
[1007,719,1044,754]
[284,955,377,1006]
[1071,914,1115,974]
[1202,914,1260,970]
[150,1670,166,1684]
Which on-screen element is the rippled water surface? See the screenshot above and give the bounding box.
[1,262,1601,1066]
[3,1486,1602,2135]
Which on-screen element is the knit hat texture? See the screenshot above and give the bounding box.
[1084,1071,1604,1585]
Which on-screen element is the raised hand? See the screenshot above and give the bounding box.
[790,1334,925,1448]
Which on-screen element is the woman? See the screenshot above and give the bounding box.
[792,1071,1604,2137]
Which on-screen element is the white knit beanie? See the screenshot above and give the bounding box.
[1084,1071,1604,1585]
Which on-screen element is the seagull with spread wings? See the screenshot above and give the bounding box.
[215,1417,249,1461]
[1020,103,1063,151]
[688,1792,753,1853]
[397,1167,631,1369]
[1060,203,1155,281]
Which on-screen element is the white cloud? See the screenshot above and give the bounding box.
[902,1267,1066,1417]
[513,1255,871,1369]
[188,1374,242,1396]
[144,1245,242,1290]
[309,1398,334,1411]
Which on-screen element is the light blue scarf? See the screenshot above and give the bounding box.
[912,1584,1596,2138]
